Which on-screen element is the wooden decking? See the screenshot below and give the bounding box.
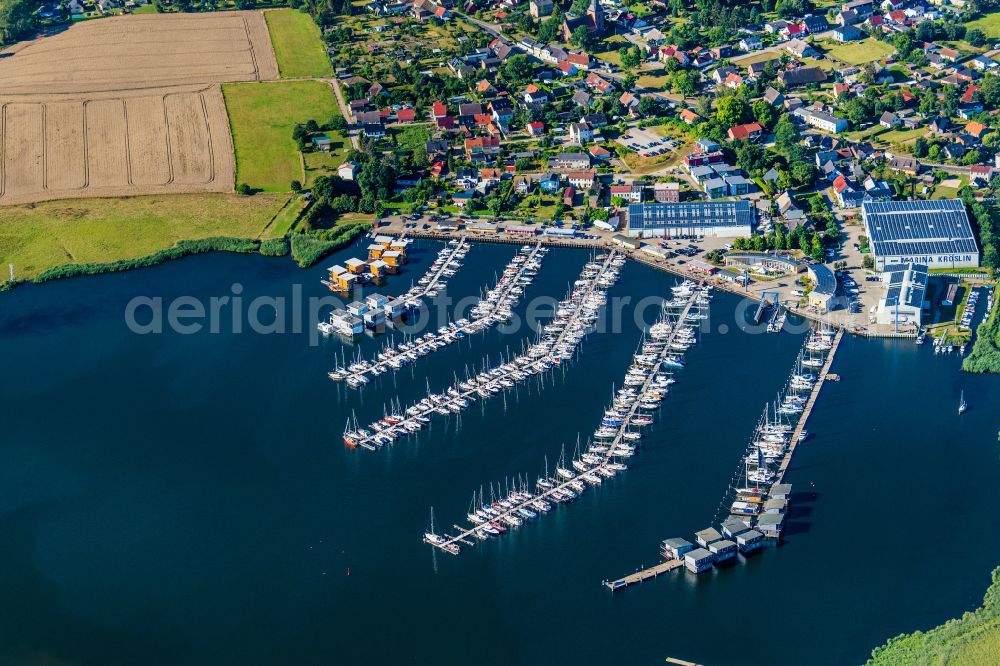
[603,558,684,590]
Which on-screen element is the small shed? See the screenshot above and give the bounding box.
[382,250,404,268]
[763,498,787,515]
[770,483,792,500]
[612,233,641,250]
[757,513,784,538]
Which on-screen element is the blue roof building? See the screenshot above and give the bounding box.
[626,201,754,238]
[862,199,979,270]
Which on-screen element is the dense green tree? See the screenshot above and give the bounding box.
[751,99,776,128]
[967,28,987,47]
[716,96,749,128]
[500,55,534,86]
[571,25,598,50]
[0,0,37,43]
[671,70,698,96]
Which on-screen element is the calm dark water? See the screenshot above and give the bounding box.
[0,240,998,666]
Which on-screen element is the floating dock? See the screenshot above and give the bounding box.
[772,328,843,486]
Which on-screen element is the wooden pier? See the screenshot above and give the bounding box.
[603,558,684,590]
[772,328,844,487]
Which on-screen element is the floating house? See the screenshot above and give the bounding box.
[709,539,738,563]
[684,547,716,573]
[695,527,724,548]
[736,529,763,553]
[661,537,694,560]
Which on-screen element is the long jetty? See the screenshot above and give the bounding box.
[426,285,708,554]
[346,250,621,451]
[331,243,544,386]
[772,328,844,486]
[602,325,844,591]
[409,236,469,299]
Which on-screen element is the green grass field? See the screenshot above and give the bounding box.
[819,38,894,66]
[878,127,928,144]
[264,8,333,78]
[303,148,349,186]
[0,193,289,280]
[965,12,1000,40]
[223,80,340,191]
[867,567,1000,665]
[732,50,781,67]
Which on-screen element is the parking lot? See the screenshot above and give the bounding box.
[615,128,674,158]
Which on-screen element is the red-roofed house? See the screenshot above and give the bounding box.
[465,136,501,161]
[725,73,744,89]
[431,101,447,119]
[565,52,591,70]
[727,121,764,142]
[396,107,416,123]
[679,109,699,124]
[585,72,612,94]
[966,121,988,138]
[528,121,545,136]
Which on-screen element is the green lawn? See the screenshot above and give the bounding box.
[264,8,333,78]
[637,74,670,89]
[867,567,1000,665]
[965,11,1000,40]
[268,194,310,235]
[0,193,289,280]
[303,147,349,186]
[223,80,339,191]
[732,50,781,67]
[819,38,895,66]
[879,127,928,144]
[392,125,432,153]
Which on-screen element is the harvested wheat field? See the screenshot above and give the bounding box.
[0,11,278,94]
[0,85,236,204]
[0,11,279,205]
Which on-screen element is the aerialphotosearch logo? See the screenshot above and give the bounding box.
[124,283,806,345]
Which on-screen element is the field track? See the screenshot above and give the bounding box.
[0,11,275,204]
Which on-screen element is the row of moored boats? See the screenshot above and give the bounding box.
[425,280,712,552]
[349,251,624,451]
[329,244,545,387]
